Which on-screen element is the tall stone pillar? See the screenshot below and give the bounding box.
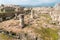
[31,9,34,19]
[15,13,18,20]
[19,14,24,28]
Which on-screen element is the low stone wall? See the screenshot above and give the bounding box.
[0,13,15,22]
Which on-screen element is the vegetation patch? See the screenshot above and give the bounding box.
[33,27,58,40]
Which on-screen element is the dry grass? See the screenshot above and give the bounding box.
[0,13,59,40]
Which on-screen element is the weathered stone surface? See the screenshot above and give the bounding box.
[19,14,25,28]
[0,17,3,22]
[6,17,11,20]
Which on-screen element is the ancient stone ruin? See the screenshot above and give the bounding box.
[19,14,24,28]
[49,3,60,25]
[0,4,25,28]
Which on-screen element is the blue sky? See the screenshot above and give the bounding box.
[0,0,60,6]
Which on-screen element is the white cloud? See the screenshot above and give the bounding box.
[20,0,28,2]
[19,0,57,3]
[37,0,57,3]
[0,0,59,6]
